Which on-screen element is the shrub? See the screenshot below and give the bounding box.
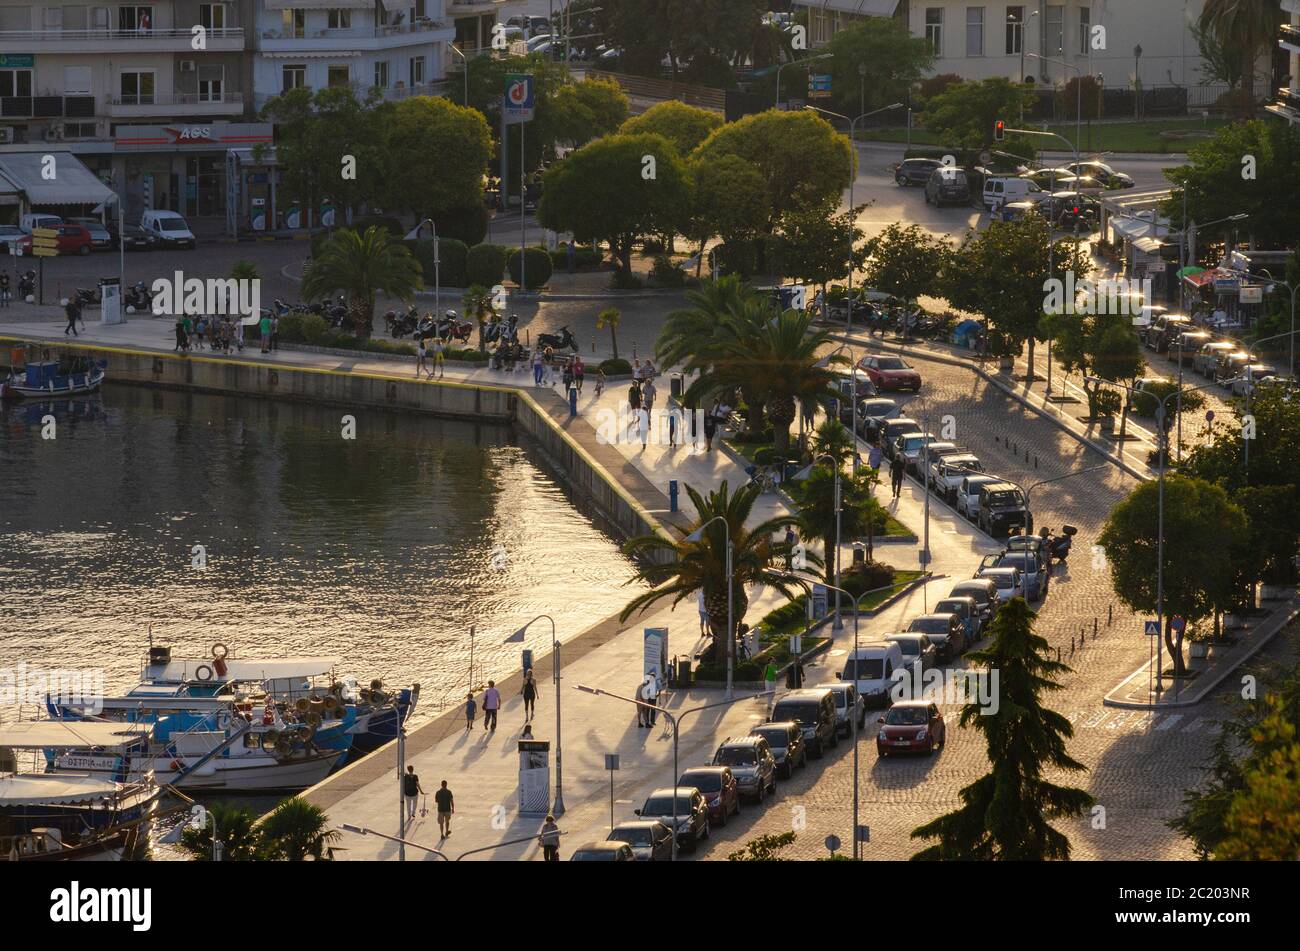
[507,246,553,289]
[276,312,329,345]
[434,204,489,246]
[651,254,686,287]
[752,446,781,466]
[641,238,665,255]
[598,357,632,375]
[610,269,643,290]
[466,243,509,287]
[350,215,404,237]
[403,237,467,288]
[548,244,605,270]
[842,561,897,596]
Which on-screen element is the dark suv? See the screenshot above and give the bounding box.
[896,157,943,186]
[925,166,970,207]
[771,688,839,758]
[712,736,777,803]
[748,721,807,778]
[978,482,1032,538]
[677,766,740,826]
[634,787,711,850]
[906,612,966,661]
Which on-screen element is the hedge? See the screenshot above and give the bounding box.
[548,245,605,270]
[598,358,632,375]
[434,204,489,246]
[466,243,509,287]
[275,312,330,345]
[404,237,468,288]
[507,246,553,289]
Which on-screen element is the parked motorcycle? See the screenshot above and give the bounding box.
[386,304,420,338]
[537,325,579,353]
[436,310,473,343]
[1039,525,1077,568]
[124,281,151,311]
[484,313,519,345]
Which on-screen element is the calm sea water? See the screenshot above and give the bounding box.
[0,384,646,724]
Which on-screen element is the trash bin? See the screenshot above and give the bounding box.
[675,659,692,686]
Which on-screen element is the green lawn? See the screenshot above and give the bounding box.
[861,116,1228,154]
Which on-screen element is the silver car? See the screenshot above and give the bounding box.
[824,682,866,736]
[977,566,1022,602]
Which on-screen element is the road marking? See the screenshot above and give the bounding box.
[1105,711,1134,729]
[1155,714,1183,730]
[1182,717,1205,733]
[1083,711,1109,729]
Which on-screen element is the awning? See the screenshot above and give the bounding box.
[807,0,901,14]
[0,774,124,806]
[264,0,380,8]
[1132,236,1166,254]
[1176,265,1205,278]
[261,50,361,58]
[0,152,115,206]
[0,721,149,750]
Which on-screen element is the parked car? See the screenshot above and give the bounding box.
[677,766,741,825]
[858,354,922,392]
[948,579,1000,628]
[52,224,93,255]
[770,688,839,757]
[839,641,906,709]
[1232,365,1277,397]
[607,820,674,861]
[19,213,62,234]
[1063,160,1135,189]
[825,682,866,736]
[957,474,1001,520]
[121,223,157,251]
[634,787,711,849]
[1022,167,1076,191]
[884,632,938,679]
[1144,314,1193,353]
[911,441,966,481]
[932,595,980,643]
[994,549,1048,600]
[66,218,113,249]
[711,736,777,802]
[1045,190,1102,230]
[906,613,966,661]
[1215,349,1253,385]
[995,199,1043,223]
[895,431,939,475]
[978,482,1032,537]
[982,175,1045,209]
[929,453,983,503]
[749,721,807,778]
[880,418,922,460]
[139,209,196,249]
[857,397,900,438]
[925,166,971,206]
[895,157,944,186]
[570,841,636,861]
[1045,173,1104,195]
[1194,340,1239,378]
[876,700,945,756]
[1170,330,1212,366]
[977,565,1023,602]
[0,224,30,253]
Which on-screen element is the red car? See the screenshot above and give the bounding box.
[876,700,945,756]
[858,354,922,392]
[677,766,740,826]
[53,224,93,255]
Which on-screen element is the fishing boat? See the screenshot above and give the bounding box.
[1,721,161,862]
[1,349,106,400]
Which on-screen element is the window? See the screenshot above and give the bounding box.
[1079,6,1090,55]
[118,6,153,31]
[328,9,351,29]
[327,65,350,88]
[965,7,984,56]
[1005,5,1023,55]
[43,8,63,29]
[198,65,223,102]
[373,60,389,88]
[199,3,226,30]
[63,65,92,95]
[91,7,110,31]
[282,9,304,38]
[63,7,89,30]
[0,68,33,97]
[119,70,155,105]
[1045,4,1064,54]
[281,64,306,92]
[924,8,943,54]
[409,55,425,86]
[64,121,97,138]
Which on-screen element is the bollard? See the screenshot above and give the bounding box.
[1056,647,1061,662]
[1108,604,1113,625]
[1034,455,1038,469]
[668,479,679,513]
[568,385,577,417]
[1093,618,1098,639]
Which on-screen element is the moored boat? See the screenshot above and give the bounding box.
[1,349,106,400]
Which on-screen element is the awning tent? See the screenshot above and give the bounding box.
[0,152,114,208]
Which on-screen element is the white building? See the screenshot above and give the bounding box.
[1267,0,1300,124]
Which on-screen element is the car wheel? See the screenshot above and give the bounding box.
[716,805,727,827]
[928,735,939,756]
[79,245,90,256]
[896,174,907,185]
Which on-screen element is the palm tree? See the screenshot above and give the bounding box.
[462,284,494,354]
[1198,0,1282,118]
[620,481,812,663]
[257,797,341,861]
[597,307,621,361]
[811,417,855,467]
[301,226,423,340]
[655,275,753,371]
[795,466,885,579]
[177,802,261,861]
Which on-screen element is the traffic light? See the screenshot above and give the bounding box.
[994,120,1005,142]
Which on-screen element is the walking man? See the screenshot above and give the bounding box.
[531,348,545,386]
[482,680,501,732]
[539,814,560,861]
[764,658,778,700]
[697,589,709,638]
[416,337,429,378]
[521,671,538,722]
[641,673,659,727]
[634,678,648,728]
[783,527,798,570]
[464,691,476,731]
[259,311,272,353]
[63,298,80,336]
[867,442,883,472]
[432,336,445,378]
[0,271,9,307]
[434,780,454,839]
[402,765,425,821]
[642,377,657,415]
[890,452,905,499]
[627,380,642,439]
[572,356,585,394]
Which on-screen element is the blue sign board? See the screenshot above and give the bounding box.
[503,73,535,124]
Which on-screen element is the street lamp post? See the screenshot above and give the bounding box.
[819,343,860,474]
[450,43,469,107]
[513,614,565,816]
[1025,52,1082,164]
[793,454,843,630]
[688,516,735,699]
[576,685,757,861]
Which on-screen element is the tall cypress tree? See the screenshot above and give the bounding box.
[911,598,1094,860]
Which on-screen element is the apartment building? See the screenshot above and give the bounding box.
[1267,0,1299,124]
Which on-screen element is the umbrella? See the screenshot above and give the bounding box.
[1176,265,1205,278]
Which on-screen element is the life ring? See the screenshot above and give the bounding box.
[216,710,232,731]
[262,729,281,749]
[211,642,228,659]
[194,664,214,682]
[322,695,340,711]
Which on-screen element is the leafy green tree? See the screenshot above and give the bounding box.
[537,132,690,275]
[544,78,630,149]
[684,155,768,275]
[921,77,1037,149]
[810,417,856,468]
[376,96,493,223]
[777,204,866,295]
[1216,701,1300,860]
[465,243,509,287]
[1042,310,1143,421]
[257,797,341,861]
[1197,0,1283,118]
[229,260,259,282]
[600,0,766,84]
[861,223,953,307]
[301,227,424,339]
[825,16,933,117]
[621,101,724,156]
[177,803,261,861]
[621,480,808,662]
[911,598,1094,860]
[692,110,854,233]
[727,830,797,861]
[1098,477,1249,677]
[797,465,885,582]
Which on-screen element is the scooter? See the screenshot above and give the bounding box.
[18,270,35,299]
[124,281,151,311]
[436,311,473,343]
[484,313,519,345]
[1040,525,1076,568]
[537,325,579,352]
[385,304,419,338]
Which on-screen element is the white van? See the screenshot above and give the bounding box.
[139,209,196,248]
[839,641,905,708]
[20,213,62,234]
[982,176,1045,210]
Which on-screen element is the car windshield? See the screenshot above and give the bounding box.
[986,490,1024,507]
[772,703,820,725]
[641,795,692,815]
[714,747,756,767]
[885,707,930,726]
[990,573,1016,588]
[159,219,188,232]
[909,618,946,633]
[891,639,920,655]
[1001,553,1034,571]
[752,728,788,749]
[831,691,847,708]
[573,849,623,861]
[951,586,989,602]
[610,827,654,846]
[843,658,883,679]
[875,358,909,370]
[934,600,967,616]
[681,771,721,792]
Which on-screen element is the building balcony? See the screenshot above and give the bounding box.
[258,20,454,54]
[254,80,451,111]
[1281,0,1300,18]
[106,92,247,118]
[0,27,244,54]
[1266,86,1300,125]
[448,0,524,12]
[1,94,97,119]
[1282,23,1300,55]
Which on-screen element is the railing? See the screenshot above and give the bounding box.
[259,20,445,41]
[0,27,243,42]
[109,92,244,107]
[1281,23,1300,47]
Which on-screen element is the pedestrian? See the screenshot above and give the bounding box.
[703,409,718,451]
[890,453,905,499]
[259,312,271,353]
[416,336,429,378]
[0,271,9,307]
[464,691,476,731]
[270,314,280,351]
[521,671,538,722]
[174,317,187,352]
[786,655,805,689]
[566,239,576,275]
[627,381,642,439]
[783,527,798,570]
[764,659,778,698]
[594,366,605,398]
[562,360,574,393]
[402,765,425,821]
[521,723,533,739]
[697,589,709,637]
[434,780,454,838]
[234,317,245,352]
[572,356,585,393]
[540,814,560,861]
[531,348,544,386]
[632,359,644,384]
[432,336,445,378]
[642,378,657,414]
[634,678,648,727]
[667,408,677,447]
[63,298,79,337]
[867,442,883,471]
[642,673,659,727]
[482,680,500,732]
[638,406,650,448]
[181,314,194,350]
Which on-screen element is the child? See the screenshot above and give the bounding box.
[464,692,476,731]
[594,366,606,398]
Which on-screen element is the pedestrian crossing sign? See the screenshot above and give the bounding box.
[1144,620,1160,636]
